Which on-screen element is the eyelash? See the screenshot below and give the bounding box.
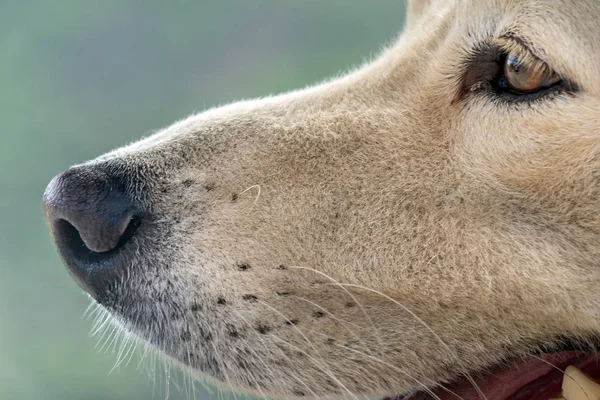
[460,43,575,104]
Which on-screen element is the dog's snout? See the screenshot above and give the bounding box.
[43,166,143,299]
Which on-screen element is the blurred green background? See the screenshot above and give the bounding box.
[0,1,406,399]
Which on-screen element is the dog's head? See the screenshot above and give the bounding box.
[43,1,600,399]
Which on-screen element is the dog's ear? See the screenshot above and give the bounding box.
[406,0,435,27]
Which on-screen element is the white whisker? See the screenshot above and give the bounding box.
[290,294,372,353]
[336,343,463,400]
[258,298,357,398]
[209,340,241,400]
[290,266,385,357]
[334,282,488,400]
[234,310,293,400]
[527,354,590,400]
[236,184,262,210]
[266,331,362,400]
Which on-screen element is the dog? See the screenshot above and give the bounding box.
[43,0,600,399]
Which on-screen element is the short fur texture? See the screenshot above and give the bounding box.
[73,1,600,398]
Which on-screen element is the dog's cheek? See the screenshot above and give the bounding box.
[500,110,600,228]
[457,100,600,212]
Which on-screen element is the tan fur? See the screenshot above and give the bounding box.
[80,0,600,398]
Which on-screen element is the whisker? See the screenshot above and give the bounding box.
[290,294,372,353]
[109,330,134,374]
[236,184,262,210]
[122,334,139,368]
[244,368,271,400]
[83,301,103,320]
[289,266,386,357]
[258,299,360,398]
[282,322,461,400]
[164,360,171,400]
[337,343,463,400]
[234,310,293,400]
[209,341,242,400]
[136,341,152,371]
[98,323,121,353]
[81,302,96,319]
[149,348,157,397]
[266,331,362,400]
[334,282,488,400]
[182,346,200,400]
[90,308,112,336]
[527,354,590,400]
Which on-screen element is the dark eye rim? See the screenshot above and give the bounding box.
[456,42,578,104]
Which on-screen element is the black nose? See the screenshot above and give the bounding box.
[43,166,142,299]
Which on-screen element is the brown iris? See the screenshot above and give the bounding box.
[504,52,560,94]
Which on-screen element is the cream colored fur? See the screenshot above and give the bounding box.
[84,0,600,398]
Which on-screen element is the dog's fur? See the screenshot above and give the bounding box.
[79,0,600,398]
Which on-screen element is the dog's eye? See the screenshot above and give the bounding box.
[458,43,574,103]
[498,52,560,94]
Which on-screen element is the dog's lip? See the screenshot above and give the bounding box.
[387,352,600,400]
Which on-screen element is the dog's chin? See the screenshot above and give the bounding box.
[97,285,600,400]
[101,297,600,400]
[386,344,600,400]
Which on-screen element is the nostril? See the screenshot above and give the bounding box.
[116,214,143,249]
[54,214,143,263]
[55,219,91,260]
